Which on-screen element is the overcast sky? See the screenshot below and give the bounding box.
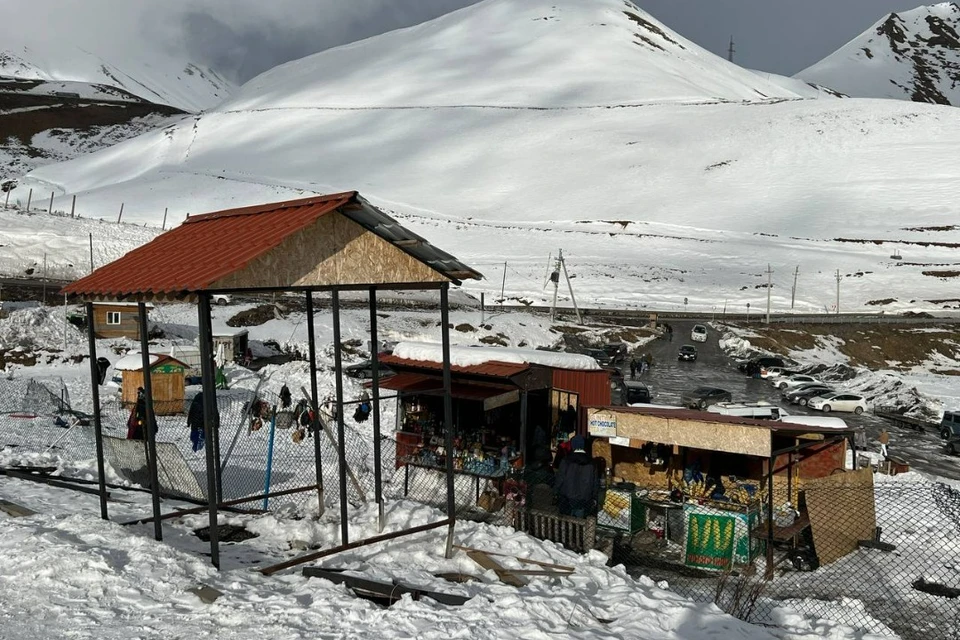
[640,0,928,75]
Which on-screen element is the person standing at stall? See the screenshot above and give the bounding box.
[879,430,890,460]
[555,435,598,518]
[126,387,147,440]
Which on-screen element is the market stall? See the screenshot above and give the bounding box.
[585,406,865,572]
[379,343,612,510]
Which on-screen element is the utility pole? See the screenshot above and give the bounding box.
[835,270,841,315]
[728,36,736,63]
[559,249,582,325]
[791,265,799,309]
[500,261,507,309]
[70,194,76,218]
[117,202,124,224]
[89,233,94,273]
[549,257,560,322]
[765,264,773,323]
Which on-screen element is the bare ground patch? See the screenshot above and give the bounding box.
[734,323,960,370]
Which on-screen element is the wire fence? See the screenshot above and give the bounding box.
[597,481,960,640]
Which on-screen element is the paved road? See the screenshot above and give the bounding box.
[625,320,960,481]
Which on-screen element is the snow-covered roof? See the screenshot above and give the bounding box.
[391,342,601,371]
[113,353,185,371]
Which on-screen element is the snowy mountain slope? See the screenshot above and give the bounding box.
[0,23,233,112]
[225,0,805,109]
[797,3,960,105]
[7,0,960,312]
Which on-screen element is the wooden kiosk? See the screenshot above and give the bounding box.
[585,406,873,573]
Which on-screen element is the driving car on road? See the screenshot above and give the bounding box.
[691,324,708,343]
[623,380,652,404]
[681,386,732,410]
[775,374,822,391]
[783,384,834,406]
[678,345,698,361]
[808,392,867,414]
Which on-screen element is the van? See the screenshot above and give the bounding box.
[707,401,789,420]
[779,415,848,429]
[940,411,960,440]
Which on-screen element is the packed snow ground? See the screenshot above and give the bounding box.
[0,474,901,640]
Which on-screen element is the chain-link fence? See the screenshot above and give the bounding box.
[597,480,960,640]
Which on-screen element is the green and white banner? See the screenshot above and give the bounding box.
[684,512,736,571]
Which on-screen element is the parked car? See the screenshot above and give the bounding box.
[582,347,613,366]
[738,355,786,374]
[707,402,789,420]
[691,324,708,343]
[603,342,628,365]
[678,345,698,361]
[775,374,822,391]
[681,386,732,410]
[344,360,395,380]
[760,366,798,380]
[784,384,834,406]
[212,294,232,305]
[940,411,960,455]
[623,380,652,404]
[939,411,960,440]
[808,392,867,414]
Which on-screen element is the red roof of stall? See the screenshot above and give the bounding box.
[378,354,530,379]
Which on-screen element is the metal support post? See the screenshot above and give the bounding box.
[369,286,384,532]
[305,291,325,516]
[85,301,109,520]
[137,303,162,541]
[197,294,220,569]
[332,290,349,545]
[440,283,457,558]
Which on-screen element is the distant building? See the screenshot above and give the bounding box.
[91,302,152,340]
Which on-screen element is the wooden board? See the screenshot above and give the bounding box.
[589,408,772,458]
[803,468,876,566]
[0,498,36,518]
[465,550,528,587]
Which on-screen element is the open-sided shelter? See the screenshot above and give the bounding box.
[62,191,482,570]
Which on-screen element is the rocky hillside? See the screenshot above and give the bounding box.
[797,3,960,105]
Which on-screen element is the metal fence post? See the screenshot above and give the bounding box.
[137,302,162,541]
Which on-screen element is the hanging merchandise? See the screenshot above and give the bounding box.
[292,427,305,444]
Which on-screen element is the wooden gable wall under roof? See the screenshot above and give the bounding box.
[210,208,443,291]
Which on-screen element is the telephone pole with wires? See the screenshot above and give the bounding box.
[547,250,582,324]
[836,270,842,315]
[791,265,799,309]
[728,36,736,63]
[765,264,773,323]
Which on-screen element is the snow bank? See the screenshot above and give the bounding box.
[393,341,601,370]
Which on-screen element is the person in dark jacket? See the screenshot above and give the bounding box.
[126,387,147,440]
[555,435,599,517]
[279,384,292,409]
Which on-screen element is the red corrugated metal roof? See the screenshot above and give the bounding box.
[377,371,515,400]
[379,354,530,379]
[63,192,356,299]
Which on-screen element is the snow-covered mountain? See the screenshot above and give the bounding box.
[797,3,960,105]
[7,0,960,312]
[0,18,233,112]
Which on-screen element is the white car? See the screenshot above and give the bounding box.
[212,294,232,305]
[691,324,708,343]
[760,366,788,379]
[775,374,821,390]
[807,392,867,415]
